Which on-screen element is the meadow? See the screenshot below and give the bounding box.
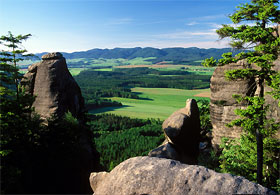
[89,87,210,120]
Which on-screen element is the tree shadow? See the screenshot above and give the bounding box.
[133,92,153,101]
[88,105,132,114]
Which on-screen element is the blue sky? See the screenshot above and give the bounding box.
[1,0,252,53]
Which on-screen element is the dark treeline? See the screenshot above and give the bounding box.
[88,113,154,132]
[74,67,211,108]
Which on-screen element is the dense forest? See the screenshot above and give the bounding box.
[88,114,164,170]
[74,67,211,108]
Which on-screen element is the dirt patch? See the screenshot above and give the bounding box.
[116,65,151,68]
[194,91,211,98]
[115,65,188,69]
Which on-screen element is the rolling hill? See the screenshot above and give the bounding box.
[36,47,243,65]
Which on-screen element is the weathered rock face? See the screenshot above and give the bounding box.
[149,99,201,164]
[210,25,280,146]
[90,156,276,195]
[210,57,280,146]
[22,53,99,193]
[22,52,85,120]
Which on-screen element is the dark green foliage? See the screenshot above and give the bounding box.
[220,135,279,191]
[220,96,280,190]
[1,108,98,194]
[0,32,98,194]
[29,113,98,194]
[95,124,164,171]
[267,72,280,106]
[89,114,164,171]
[197,99,212,134]
[198,149,221,172]
[0,32,38,193]
[88,113,152,132]
[197,100,218,172]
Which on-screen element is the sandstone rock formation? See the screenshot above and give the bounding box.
[21,53,97,193]
[90,156,276,195]
[210,57,280,146]
[22,52,85,120]
[149,99,201,164]
[210,26,280,146]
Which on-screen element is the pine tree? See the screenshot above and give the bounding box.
[0,31,34,99]
[0,32,40,193]
[202,0,280,186]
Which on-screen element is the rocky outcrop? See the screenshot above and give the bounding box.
[210,57,280,146]
[22,52,85,120]
[149,99,201,164]
[90,156,276,195]
[21,52,98,194]
[210,25,280,146]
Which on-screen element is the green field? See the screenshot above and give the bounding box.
[66,57,156,67]
[89,87,210,120]
[69,68,88,76]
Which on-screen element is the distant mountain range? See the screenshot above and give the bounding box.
[37,47,242,64]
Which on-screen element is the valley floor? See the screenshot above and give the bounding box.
[89,87,210,120]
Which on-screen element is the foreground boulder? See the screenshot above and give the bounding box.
[90,156,276,195]
[22,52,85,120]
[149,99,201,164]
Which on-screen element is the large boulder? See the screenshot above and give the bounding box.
[149,99,201,164]
[22,52,85,120]
[90,156,276,195]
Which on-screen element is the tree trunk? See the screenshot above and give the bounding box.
[256,77,264,185]
[256,129,263,184]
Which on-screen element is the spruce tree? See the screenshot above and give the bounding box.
[0,32,39,193]
[0,31,33,99]
[202,0,280,186]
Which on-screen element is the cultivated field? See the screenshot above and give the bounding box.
[89,87,210,120]
[114,64,214,76]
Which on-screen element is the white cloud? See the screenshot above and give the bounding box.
[103,39,230,49]
[106,18,134,25]
[156,29,218,40]
[186,21,199,26]
[188,14,226,22]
